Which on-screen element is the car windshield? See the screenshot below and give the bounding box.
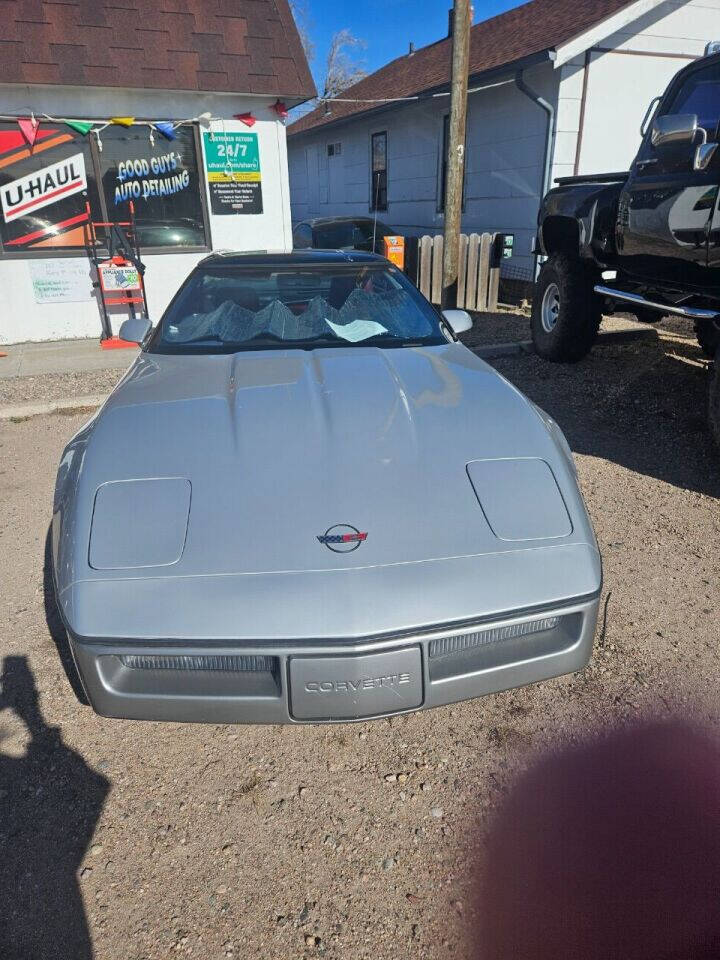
[313,220,393,248]
[150,263,445,353]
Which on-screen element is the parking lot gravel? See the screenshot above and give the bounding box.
[0,315,718,960]
[0,366,127,407]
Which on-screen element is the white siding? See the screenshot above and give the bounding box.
[601,0,720,55]
[288,62,558,279]
[558,0,720,176]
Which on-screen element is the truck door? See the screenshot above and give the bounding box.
[617,57,720,289]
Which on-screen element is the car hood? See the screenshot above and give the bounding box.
[55,343,600,639]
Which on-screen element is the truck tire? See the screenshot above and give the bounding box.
[710,349,720,450]
[531,255,602,362]
[695,320,720,358]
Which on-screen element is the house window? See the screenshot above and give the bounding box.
[327,142,342,157]
[0,122,209,255]
[370,131,387,212]
[439,114,466,212]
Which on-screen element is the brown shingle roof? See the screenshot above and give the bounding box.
[0,0,316,98]
[289,0,635,136]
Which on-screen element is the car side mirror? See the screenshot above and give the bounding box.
[442,309,473,335]
[695,141,719,171]
[651,113,698,149]
[118,316,151,345]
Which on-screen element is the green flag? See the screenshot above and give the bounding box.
[66,120,93,135]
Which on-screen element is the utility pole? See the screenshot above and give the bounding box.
[441,0,471,308]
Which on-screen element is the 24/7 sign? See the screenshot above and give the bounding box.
[203,132,263,215]
[1,153,87,223]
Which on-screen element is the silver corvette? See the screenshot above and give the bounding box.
[52,250,601,724]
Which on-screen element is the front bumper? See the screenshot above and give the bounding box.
[69,595,600,723]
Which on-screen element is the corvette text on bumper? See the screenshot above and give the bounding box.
[304,672,412,694]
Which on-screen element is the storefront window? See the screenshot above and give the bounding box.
[0,123,101,251]
[0,122,209,255]
[98,126,207,249]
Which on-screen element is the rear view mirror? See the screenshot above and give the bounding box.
[651,113,698,149]
[118,316,151,345]
[442,309,473,335]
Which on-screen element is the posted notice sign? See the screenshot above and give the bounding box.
[203,132,263,215]
[28,258,93,304]
[98,262,142,293]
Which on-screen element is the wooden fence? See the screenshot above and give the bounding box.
[404,233,500,311]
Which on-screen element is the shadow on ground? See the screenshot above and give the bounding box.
[0,655,110,959]
[477,720,720,959]
[487,319,720,497]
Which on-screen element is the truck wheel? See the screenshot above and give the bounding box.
[531,255,602,362]
[695,320,720,358]
[710,349,720,450]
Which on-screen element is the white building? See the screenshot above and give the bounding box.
[0,0,314,344]
[288,0,720,284]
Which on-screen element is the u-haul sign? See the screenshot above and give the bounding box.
[1,153,87,224]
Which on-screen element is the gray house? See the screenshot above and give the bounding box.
[288,0,720,282]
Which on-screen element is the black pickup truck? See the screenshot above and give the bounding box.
[532,51,720,442]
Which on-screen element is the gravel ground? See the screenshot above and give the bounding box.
[460,307,645,350]
[0,367,126,406]
[462,308,531,347]
[0,318,718,960]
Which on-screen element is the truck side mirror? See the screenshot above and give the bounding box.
[651,113,698,149]
[695,142,719,171]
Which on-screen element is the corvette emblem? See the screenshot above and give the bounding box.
[317,524,368,553]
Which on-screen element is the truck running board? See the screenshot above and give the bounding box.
[593,285,719,321]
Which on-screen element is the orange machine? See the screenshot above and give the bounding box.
[382,235,405,270]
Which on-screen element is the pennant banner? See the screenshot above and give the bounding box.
[18,117,39,146]
[155,121,176,140]
[65,120,93,136]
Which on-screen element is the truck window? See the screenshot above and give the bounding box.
[663,61,720,138]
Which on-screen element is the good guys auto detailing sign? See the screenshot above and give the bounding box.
[1,153,87,223]
[113,152,190,204]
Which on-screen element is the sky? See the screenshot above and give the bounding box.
[300,0,527,91]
